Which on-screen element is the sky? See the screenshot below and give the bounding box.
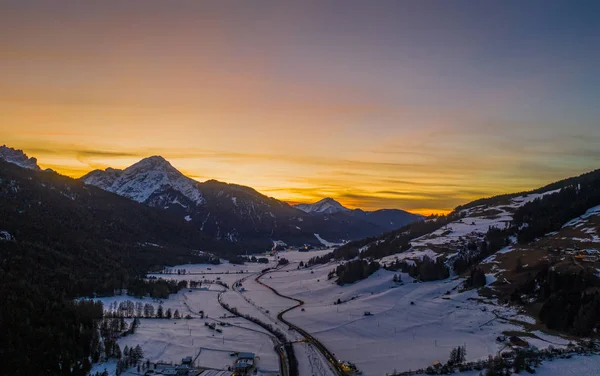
[1,1,599,215]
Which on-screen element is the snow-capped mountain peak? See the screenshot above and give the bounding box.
[295,197,350,214]
[0,145,41,171]
[81,156,205,205]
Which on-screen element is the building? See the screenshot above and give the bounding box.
[233,352,255,375]
[509,336,529,347]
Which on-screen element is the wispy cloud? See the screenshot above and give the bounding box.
[10,137,599,215]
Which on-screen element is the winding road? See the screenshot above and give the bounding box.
[255,267,349,376]
[216,274,290,376]
[212,264,351,376]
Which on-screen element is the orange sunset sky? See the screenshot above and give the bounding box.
[2,2,600,215]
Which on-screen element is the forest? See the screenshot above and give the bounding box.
[0,161,240,375]
[512,179,600,243]
[333,259,381,285]
[510,264,600,336]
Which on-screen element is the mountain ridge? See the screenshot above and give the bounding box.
[295,197,424,231]
[76,154,422,249]
[0,145,41,171]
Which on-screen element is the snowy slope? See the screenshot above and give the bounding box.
[80,167,123,190]
[259,256,569,375]
[358,188,566,265]
[0,145,41,171]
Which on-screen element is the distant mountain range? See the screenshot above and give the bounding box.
[80,155,423,249]
[0,146,423,250]
[295,197,423,230]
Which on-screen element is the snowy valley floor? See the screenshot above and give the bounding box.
[89,249,598,375]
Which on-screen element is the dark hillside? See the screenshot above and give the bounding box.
[0,161,236,375]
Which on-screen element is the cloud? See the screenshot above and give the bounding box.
[7,133,600,215]
[76,150,142,158]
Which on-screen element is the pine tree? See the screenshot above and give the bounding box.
[448,347,458,365]
[458,345,466,364]
[136,302,144,317]
[157,304,164,318]
[144,303,154,318]
[115,359,124,376]
[122,345,129,366]
[133,345,144,365]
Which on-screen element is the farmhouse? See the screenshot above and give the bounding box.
[233,352,255,375]
[181,356,193,365]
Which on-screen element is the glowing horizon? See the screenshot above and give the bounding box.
[1,1,599,216]
[6,143,591,217]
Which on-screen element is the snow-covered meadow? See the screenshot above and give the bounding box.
[92,286,279,371]
[88,243,585,376]
[256,261,569,375]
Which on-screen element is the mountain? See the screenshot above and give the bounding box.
[349,208,424,231]
[0,145,41,170]
[0,159,242,376]
[0,159,232,275]
[311,167,600,336]
[295,198,423,231]
[81,156,204,205]
[324,169,600,268]
[295,197,350,214]
[80,156,422,249]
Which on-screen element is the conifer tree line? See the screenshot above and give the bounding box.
[333,259,381,285]
[103,300,188,319]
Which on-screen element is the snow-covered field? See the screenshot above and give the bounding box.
[456,353,600,376]
[88,251,336,375]
[531,354,600,375]
[116,318,278,371]
[213,247,571,375]
[92,286,279,371]
[88,242,590,376]
[259,263,568,375]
